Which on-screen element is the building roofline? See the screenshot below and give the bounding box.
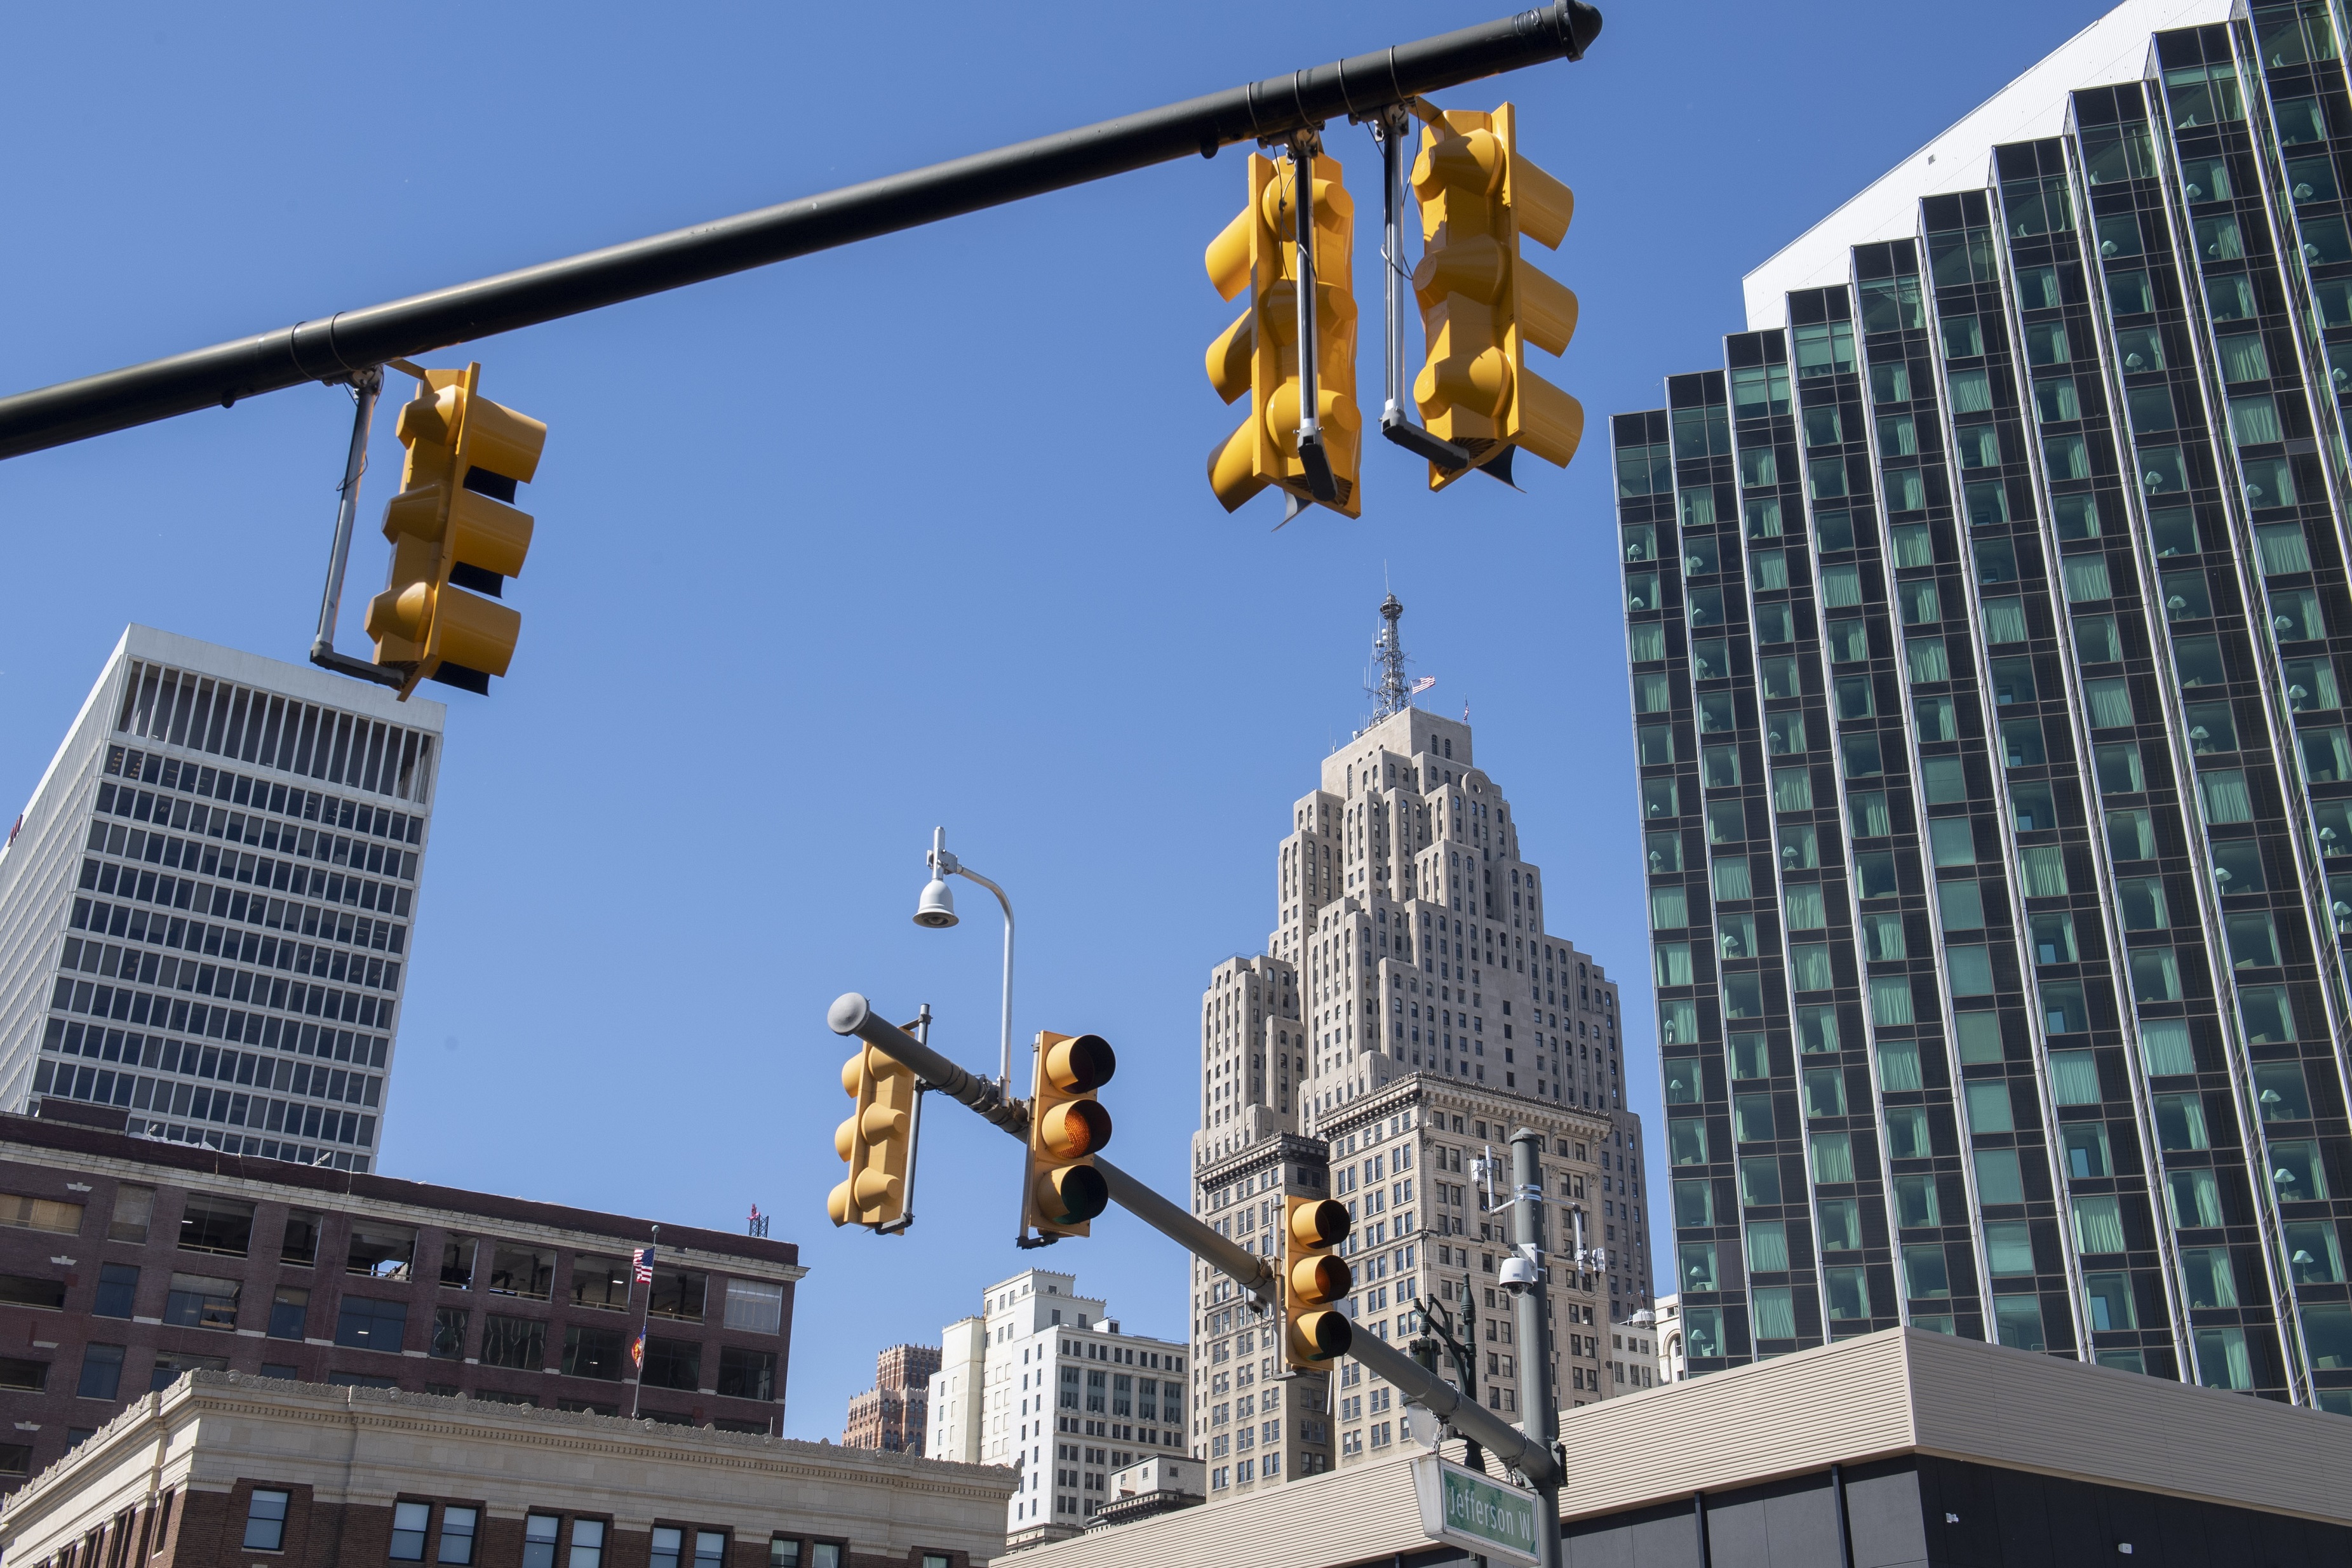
[0,1111,798,1270]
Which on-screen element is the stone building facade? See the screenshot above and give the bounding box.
[0,1371,1010,1568]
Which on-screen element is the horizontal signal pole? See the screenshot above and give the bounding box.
[0,3,1599,462]
[826,992,1559,1488]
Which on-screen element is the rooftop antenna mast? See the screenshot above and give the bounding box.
[1369,593,1415,721]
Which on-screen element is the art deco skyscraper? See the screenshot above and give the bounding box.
[1186,598,1654,1506]
[1613,0,2349,1413]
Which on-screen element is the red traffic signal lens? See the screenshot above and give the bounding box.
[1043,1033,1116,1094]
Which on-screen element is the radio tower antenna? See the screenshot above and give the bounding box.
[1369,593,1415,721]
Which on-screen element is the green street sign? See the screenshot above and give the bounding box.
[1411,1452,1543,1565]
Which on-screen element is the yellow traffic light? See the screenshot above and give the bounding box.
[1283,1195,1354,1364]
[365,363,545,697]
[1204,150,1361,519]
[1025,1031,1115,1240]
[829,1043,917,1230]
[1409,104,1580,490]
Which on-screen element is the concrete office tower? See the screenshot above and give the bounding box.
[843,1343,943,1453]
[1611,0,2352,1412]
[0,626,446,1174]
[924,1270,1187,1548]
[1188,598,1653,1506]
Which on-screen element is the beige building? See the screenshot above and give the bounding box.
[924,1271,1184,1549]
[0,1369,1012,1568]
[1022,1329,2352,1568]
[1188,601,1653,1506]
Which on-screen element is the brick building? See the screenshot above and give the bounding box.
[0,1370,1011,1568]
[842,1344,939,1454]
[0,1107,804,1488]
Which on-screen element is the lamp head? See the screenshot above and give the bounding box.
[913,876,960,928]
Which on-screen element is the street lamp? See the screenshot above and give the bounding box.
[913,826,1017,1089]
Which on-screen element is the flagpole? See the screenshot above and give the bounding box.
[630,1223,660,1419]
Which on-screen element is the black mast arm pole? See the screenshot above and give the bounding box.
[0,3,1598,462]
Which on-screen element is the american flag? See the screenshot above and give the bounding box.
[633,1246,655,1284]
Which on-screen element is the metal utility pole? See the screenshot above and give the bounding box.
[0,3,1600,461]
[1506,1126,1564,1568]
[826,992,1561,1487]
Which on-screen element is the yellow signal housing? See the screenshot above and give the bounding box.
[1203,152,1361,519]
[1410,103,1581,490]
[1025,1031,1116,1240]
[828,1044,917,1229]
[365,363,546,697]
[1283,1195,1354,1365]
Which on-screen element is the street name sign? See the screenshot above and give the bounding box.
[1410,1452,1543,1565]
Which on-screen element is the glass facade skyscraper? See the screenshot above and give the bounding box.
[1614,1,2351,1412]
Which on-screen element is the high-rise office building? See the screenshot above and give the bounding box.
[924,1269,1186,1548]
[1612,0,2350,1412]
[1186,598,1653,1506]
[0,626,445,1174]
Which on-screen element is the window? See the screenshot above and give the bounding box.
[643,1337,699,1391]
[480,1315,545,1370]
[391,1501,431,1561]
[94,1262,138,1318]
[281,1210,322,1267]
[431,1307,467,1360]
[76,1344,122,1400]
[109,1184,152,1243]
[571,1522,608,1568]
[335,1297,408,1353]
[563,1325,625,1381]
[165,1273,240,1330]
[487,1246,554,1299]
[523,1517,560,1568]
[652,1529,685,1568]
[1894,1174,1939,1228]
[1975,1149,2025,1205]
[176,1195,251,1256]
[434,1510,478,1567]
[245,1489,290,1552]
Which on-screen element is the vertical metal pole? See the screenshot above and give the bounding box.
[1289,138,1334,503]
[880,1005,931,1238]
[1510,1128,1562,1568]
[1381,115,1404,427]
[311,368,382,662]
[629,1222,660,1419]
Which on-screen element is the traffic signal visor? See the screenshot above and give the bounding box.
[1026,1031,1115,1238]
[1284,1195,1353,1364]
[829,1044,915,1229]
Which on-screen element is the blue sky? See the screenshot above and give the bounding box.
[0,0,2118,1437]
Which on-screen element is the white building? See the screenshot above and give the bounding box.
[0,626,445,1172]
[925,1268,1188,1548]
[1188,598,1654,1504]
[1654,1294,1687,1384]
